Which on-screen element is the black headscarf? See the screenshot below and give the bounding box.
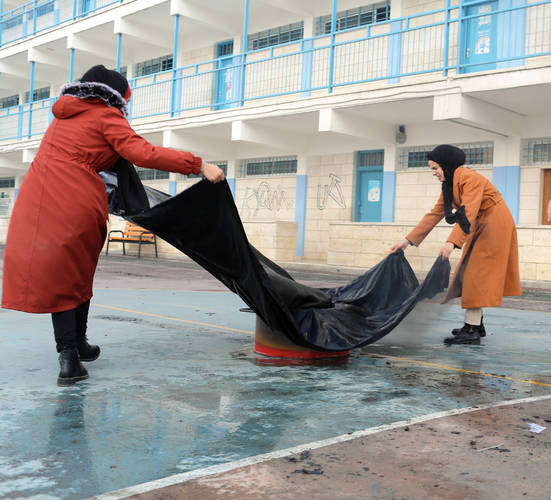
[427,144,470,234]
[80,64,129,98]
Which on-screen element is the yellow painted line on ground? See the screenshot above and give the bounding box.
[371,354,551,387]
[93,303,254,335]
[94,303,550,387]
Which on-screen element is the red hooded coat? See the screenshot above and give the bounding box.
[1,95,202,313]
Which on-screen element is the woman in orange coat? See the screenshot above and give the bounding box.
[1,65,225,385]
[390,144,521,344]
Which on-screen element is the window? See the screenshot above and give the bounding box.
[0,178,15,188]
[357,150,384,167]
[24,86,50,103]
[188,161,228,179]
[135,55,173,77]
[400,143,494,169]
[1,95,19,109]
[26,1,55,21]
[248,22,303,51]
[136,168,169,181]
[217,41,233,57]
[315,2,390,35]
[239,156,297,177]
[523,139,551,165]
[3,14,23,30]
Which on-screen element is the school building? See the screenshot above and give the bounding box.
[0,0,550,281]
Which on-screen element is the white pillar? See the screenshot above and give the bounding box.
[226,159,237,178]
[390,0,403,18]
[303,16,314,38]
[493,136,521,166]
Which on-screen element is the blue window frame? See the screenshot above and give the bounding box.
[1,95,19,109]
[248,22,303,51]
[315,2,390,35]
[401,143,493,169]
[188,161,228,179]
[135,55,173,77]
[24,86,50,103]
[136,168,169,181]
[3,14,23,29]
[26,1,55,21]
[0,178,15,188]
[239,156,297,177]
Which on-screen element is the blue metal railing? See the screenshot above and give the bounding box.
[0,0,122,45]
[1,0,551,141]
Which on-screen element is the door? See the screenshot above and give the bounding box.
[542,169,551,225]
[461,0,498,73]
[355,150,384,222]
[214,41,234,110]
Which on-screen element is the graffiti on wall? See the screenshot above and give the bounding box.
[317,173,346,210]
[241,181,292,217]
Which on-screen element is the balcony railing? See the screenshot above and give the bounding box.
[0,0,122,45]
[1,0,550,141]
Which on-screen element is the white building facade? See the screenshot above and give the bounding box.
[1,0,551,281]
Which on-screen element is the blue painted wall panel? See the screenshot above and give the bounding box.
[227,178,236,198]
[387,20,402,84]
[381,171,396,222]
[301,39,313,97]
[295,175,308,257]
[492,165,520,223]
[497,0,526,69]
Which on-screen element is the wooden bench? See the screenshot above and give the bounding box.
[106,221,158,258]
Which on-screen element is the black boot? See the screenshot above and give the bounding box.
[78,336,100,362]
[75,300,99,362]
[58,349,89,386]
[444,324,482,345]
[452,317,486,337]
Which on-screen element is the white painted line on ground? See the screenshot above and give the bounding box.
[91,393,551,500]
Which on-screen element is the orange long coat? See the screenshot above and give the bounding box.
[406,167,521,308]
[1,96,202,313]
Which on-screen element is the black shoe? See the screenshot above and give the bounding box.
[78,339,100,362]
[452,318,486,337]
[57,349,89,386]
[444,324,482,345]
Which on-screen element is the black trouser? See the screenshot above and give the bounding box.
[51,300,90,352]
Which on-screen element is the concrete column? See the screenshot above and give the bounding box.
[226,159,236,197]
[295,154,308,257]
[382,145,397,222]
[390,0,403,18]
[492,136,521,223]
[14,175,24,201]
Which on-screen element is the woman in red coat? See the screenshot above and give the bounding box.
[1,65,225,385]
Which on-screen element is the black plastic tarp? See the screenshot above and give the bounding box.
[100,160,450,351]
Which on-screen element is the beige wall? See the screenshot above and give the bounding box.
[235,175,296,221]
[304,153,355,262]
[519,166,544,225]
[328,221,551,283]
[394,167,493,223]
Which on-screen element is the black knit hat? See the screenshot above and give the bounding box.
[80,64,129,99]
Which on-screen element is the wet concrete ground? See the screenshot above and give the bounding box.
[1,248,551,499]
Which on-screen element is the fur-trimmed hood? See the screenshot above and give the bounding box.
[59,81,128,116]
